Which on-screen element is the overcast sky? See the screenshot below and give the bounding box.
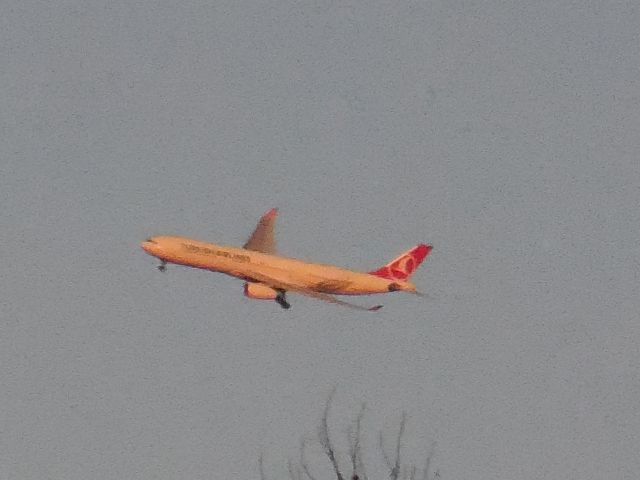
[2,1,639,479]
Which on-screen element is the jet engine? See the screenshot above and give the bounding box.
[243,282,278,300]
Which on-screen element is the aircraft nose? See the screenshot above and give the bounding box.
[141,237,159,254]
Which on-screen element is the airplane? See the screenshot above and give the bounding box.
[141,208,432,311]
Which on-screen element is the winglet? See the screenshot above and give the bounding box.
[369,244,432,281]
[263,207,278,220]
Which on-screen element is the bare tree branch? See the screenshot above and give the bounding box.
[421,441,437,480]
[261,395,439,480]
[300,438,319,480]
[288,458,303,480]
[409,465,417,480]
[347,425,358,475]
[379,412,406,480]
[348,402,367,480]
[393,412,407,480]
[379,430,392,469]
[258,452,268,480]
[317,387,344,480]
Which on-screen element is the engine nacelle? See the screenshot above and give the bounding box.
[244,282,278,300]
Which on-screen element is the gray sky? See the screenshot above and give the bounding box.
[2,1,639,479]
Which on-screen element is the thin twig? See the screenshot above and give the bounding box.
[318,387,344,480]
[300,438,319,480]
[380,412,406,480]
[409,465,417,480]
[379,430,392,469]
[348,402,367,480]
[421,441,437,480]
[288,458,302,480]
[259,452,268,480]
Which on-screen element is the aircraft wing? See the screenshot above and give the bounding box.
[243,208,278,254]
[243,269,383,312]
[295,289,383,312]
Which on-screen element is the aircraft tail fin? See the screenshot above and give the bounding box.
[369,244,432,281]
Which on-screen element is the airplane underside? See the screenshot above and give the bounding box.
[156,260,381,311]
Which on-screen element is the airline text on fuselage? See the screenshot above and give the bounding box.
[181,243,251,263]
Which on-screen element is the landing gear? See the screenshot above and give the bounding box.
[275,290,291,309]
[158,261,167,272]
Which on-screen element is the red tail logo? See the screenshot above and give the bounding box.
[369,244,432,281]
